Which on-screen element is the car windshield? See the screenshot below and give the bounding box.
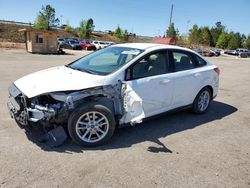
[67,46,144,75]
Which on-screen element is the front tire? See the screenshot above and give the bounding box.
[68,103,116,147]
[192,87,211,114]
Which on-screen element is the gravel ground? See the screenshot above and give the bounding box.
[0,48,249,188]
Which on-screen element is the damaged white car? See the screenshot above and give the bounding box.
[7,43,219,146]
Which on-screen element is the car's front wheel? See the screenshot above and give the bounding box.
[68,103,116,147]
[192,87,212,114]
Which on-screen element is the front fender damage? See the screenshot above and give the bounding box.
[27,81,145,127]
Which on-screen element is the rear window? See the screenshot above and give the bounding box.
[172,51,196,71]
[194,55,207,67]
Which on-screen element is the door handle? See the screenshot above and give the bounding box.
[160,79,170,85]
[194,73,201,78]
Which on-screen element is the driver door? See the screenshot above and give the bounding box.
[121,50,175,123]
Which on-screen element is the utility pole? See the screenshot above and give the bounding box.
[169,4,174,27]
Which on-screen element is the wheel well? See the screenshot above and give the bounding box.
[203,85,213,100]
[76,95,116,115]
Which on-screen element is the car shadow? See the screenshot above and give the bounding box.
[24,101,237,153]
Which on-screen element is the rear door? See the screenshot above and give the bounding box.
[169,49,207,108]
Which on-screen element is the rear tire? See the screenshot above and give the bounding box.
[192,87,211,114]
[68,103,116,147]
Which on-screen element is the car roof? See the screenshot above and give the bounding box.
[114,43,191,51]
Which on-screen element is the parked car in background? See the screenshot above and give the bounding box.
[193,49,203,55]
[57,38,65,46]
[60,39,82,50]
[236,49,250,58]
[92,41,108,50]
[7,43,219,146]
[194,49,214,57]
[65,38,79,43]
[224,50,234,55]
[201,50,214,57]
[223,49,250,57]
[235,48,250,57]
[210,49,220,56]
[106,41,115,46]
[80,40,96,50]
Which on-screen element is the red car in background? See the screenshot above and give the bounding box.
[80,40,96,50]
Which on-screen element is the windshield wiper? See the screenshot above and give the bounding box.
[81,68,98,75]
[65,65,82,71]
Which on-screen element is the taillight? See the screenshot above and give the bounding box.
[214,67,220,75]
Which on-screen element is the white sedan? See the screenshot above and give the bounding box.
[92,40,108,50]
[7,43,220,146]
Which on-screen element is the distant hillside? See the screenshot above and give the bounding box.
[0,22,152,44]
[0,23,30,42]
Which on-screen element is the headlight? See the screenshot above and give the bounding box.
[8,83,21,98]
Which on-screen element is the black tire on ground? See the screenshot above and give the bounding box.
[68,103,116,147]
[192,87,212,114]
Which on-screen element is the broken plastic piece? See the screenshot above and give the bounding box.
[44,126,68,147]
[120,84,145,124]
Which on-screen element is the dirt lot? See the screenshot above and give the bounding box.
[0,48,249,188]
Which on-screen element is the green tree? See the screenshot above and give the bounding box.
[216,32,230,49]
[188,24,202,45]
[166,23,177,38]
[176,35,188,46]
[210,22,225,46]
[114,26,123,39]
[227,32,242,49]
[33,5,59,30]
[65,25,73,33]
[244,35,250,49]
[123,29,129,41]
[85,18,94,38]
[77,20,86,39]
[241,34,247,47]
[77,18,94,39]
[200,27,213,46]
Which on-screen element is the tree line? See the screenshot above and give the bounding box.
[33,5,250,49]
[167,21,250,50]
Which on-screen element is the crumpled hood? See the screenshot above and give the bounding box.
[14,66,105,98]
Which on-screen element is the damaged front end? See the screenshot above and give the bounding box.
[7,83,121,127]
[7,84,68,127]
[8,81,145,127]
[7,81,145,146]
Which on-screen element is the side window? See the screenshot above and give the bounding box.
[194,55,207,67]
[173,51,195,71]
[130,51,169,80]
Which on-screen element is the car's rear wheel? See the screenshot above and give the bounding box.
[68,103,116,147]
[192,87,211,114]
